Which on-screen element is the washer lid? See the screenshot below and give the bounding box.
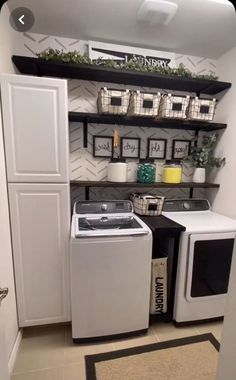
[72,213,151,238]
[162,210,236,233]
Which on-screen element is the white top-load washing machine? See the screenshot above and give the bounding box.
[162,199,236,324]
[70,200,152,343]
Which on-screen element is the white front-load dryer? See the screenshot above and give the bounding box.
[163,199,236,324]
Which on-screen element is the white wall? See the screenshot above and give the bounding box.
[0,3,19,365]
[212,46,236,379]
[208,46,236,218]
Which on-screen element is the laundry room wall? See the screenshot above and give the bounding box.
[0,2,20,369]
[12,32,218,203]
[207,46,236,219]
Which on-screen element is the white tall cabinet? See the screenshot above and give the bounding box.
[1,74,71,327]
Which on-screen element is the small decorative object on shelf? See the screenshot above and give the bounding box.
[159,94,190,120]
[128,91,161,118]
[113,128,119,148]
[188,133,226,183]
[107,158,128,182]
[130,193,165,216]
[155,161,165,182]
[93,135,114,158]
[147,138,167,159]
[188,97,217,122]
[162,160,183,184]
[192,168,206,183]
[172,139,191,160]
[120,137,141,159]
[127,161,138,182]
[137,160,156,184]
[97,87,130,115]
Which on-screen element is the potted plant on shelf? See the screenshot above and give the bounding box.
[189,133,226,183]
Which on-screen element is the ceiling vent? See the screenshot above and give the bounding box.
[137,0,178,26]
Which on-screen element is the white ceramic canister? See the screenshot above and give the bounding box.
[107,159,128,182]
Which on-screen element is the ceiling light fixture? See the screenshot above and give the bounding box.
[137,0,178,26]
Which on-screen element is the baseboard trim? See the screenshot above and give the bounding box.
[8,329,22,375]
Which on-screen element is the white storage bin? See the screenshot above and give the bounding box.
[128,91,161,117]
[159,93,190,119]
[150,258,168,315]
[97,87,130,115]
[130,193,165,216]
[188,97,217,121]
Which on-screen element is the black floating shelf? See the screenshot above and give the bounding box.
[12,55,231,95]
[69,112,227,132]
[70,181,220,189]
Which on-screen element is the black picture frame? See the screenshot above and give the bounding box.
[120,137,141,159]
[93,135,114,158]
[172,139,191,160]
[147,138,167,159]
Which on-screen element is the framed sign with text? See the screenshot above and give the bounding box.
[93,136,114,158]
[172,139,191,160]
[147,138,167,159]
[120,137,141,159]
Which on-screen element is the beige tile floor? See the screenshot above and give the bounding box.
[11,321,223,380]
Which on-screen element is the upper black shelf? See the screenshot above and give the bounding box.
[12,55,231,95]
[69,112,226,132]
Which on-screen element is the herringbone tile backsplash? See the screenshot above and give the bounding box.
[14,33,217,202]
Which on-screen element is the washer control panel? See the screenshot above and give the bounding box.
[163,199,210,212]
[75,200,133,214]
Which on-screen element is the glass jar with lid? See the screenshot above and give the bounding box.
[162,160,182,184]
[137,159,156,184]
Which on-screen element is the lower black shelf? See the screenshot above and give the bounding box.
[70,181,220,201]
[70,181,220,189]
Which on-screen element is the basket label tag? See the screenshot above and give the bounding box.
[172,102,182,111]
[143,99,153,108]
[110,97,122,106]
[200,105,210,114]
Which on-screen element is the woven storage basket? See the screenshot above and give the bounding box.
[130,193,165,216]
[159,93,190,119]
[128,91,161,117]
[97,87,130,115]
[188,97,217,121]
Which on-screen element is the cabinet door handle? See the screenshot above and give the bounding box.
[0,288,9,303]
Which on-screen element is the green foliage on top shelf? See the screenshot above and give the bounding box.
[37,49,218,81]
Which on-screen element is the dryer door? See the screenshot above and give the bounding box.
[186,232,235,302]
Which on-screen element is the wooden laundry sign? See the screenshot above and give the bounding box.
[89,41,176,68]
[150,258,167,315]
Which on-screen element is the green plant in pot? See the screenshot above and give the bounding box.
[189,133,225,183]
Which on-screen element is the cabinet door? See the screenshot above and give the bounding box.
[8,183,70,327]
[1,74,69,183]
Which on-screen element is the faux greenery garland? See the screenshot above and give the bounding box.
[37,49,218,81]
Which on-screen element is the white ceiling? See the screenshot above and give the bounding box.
[8,0,236,58]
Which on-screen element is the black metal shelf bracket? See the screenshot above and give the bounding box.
[85,186,90,200]
[84,118,88,148]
